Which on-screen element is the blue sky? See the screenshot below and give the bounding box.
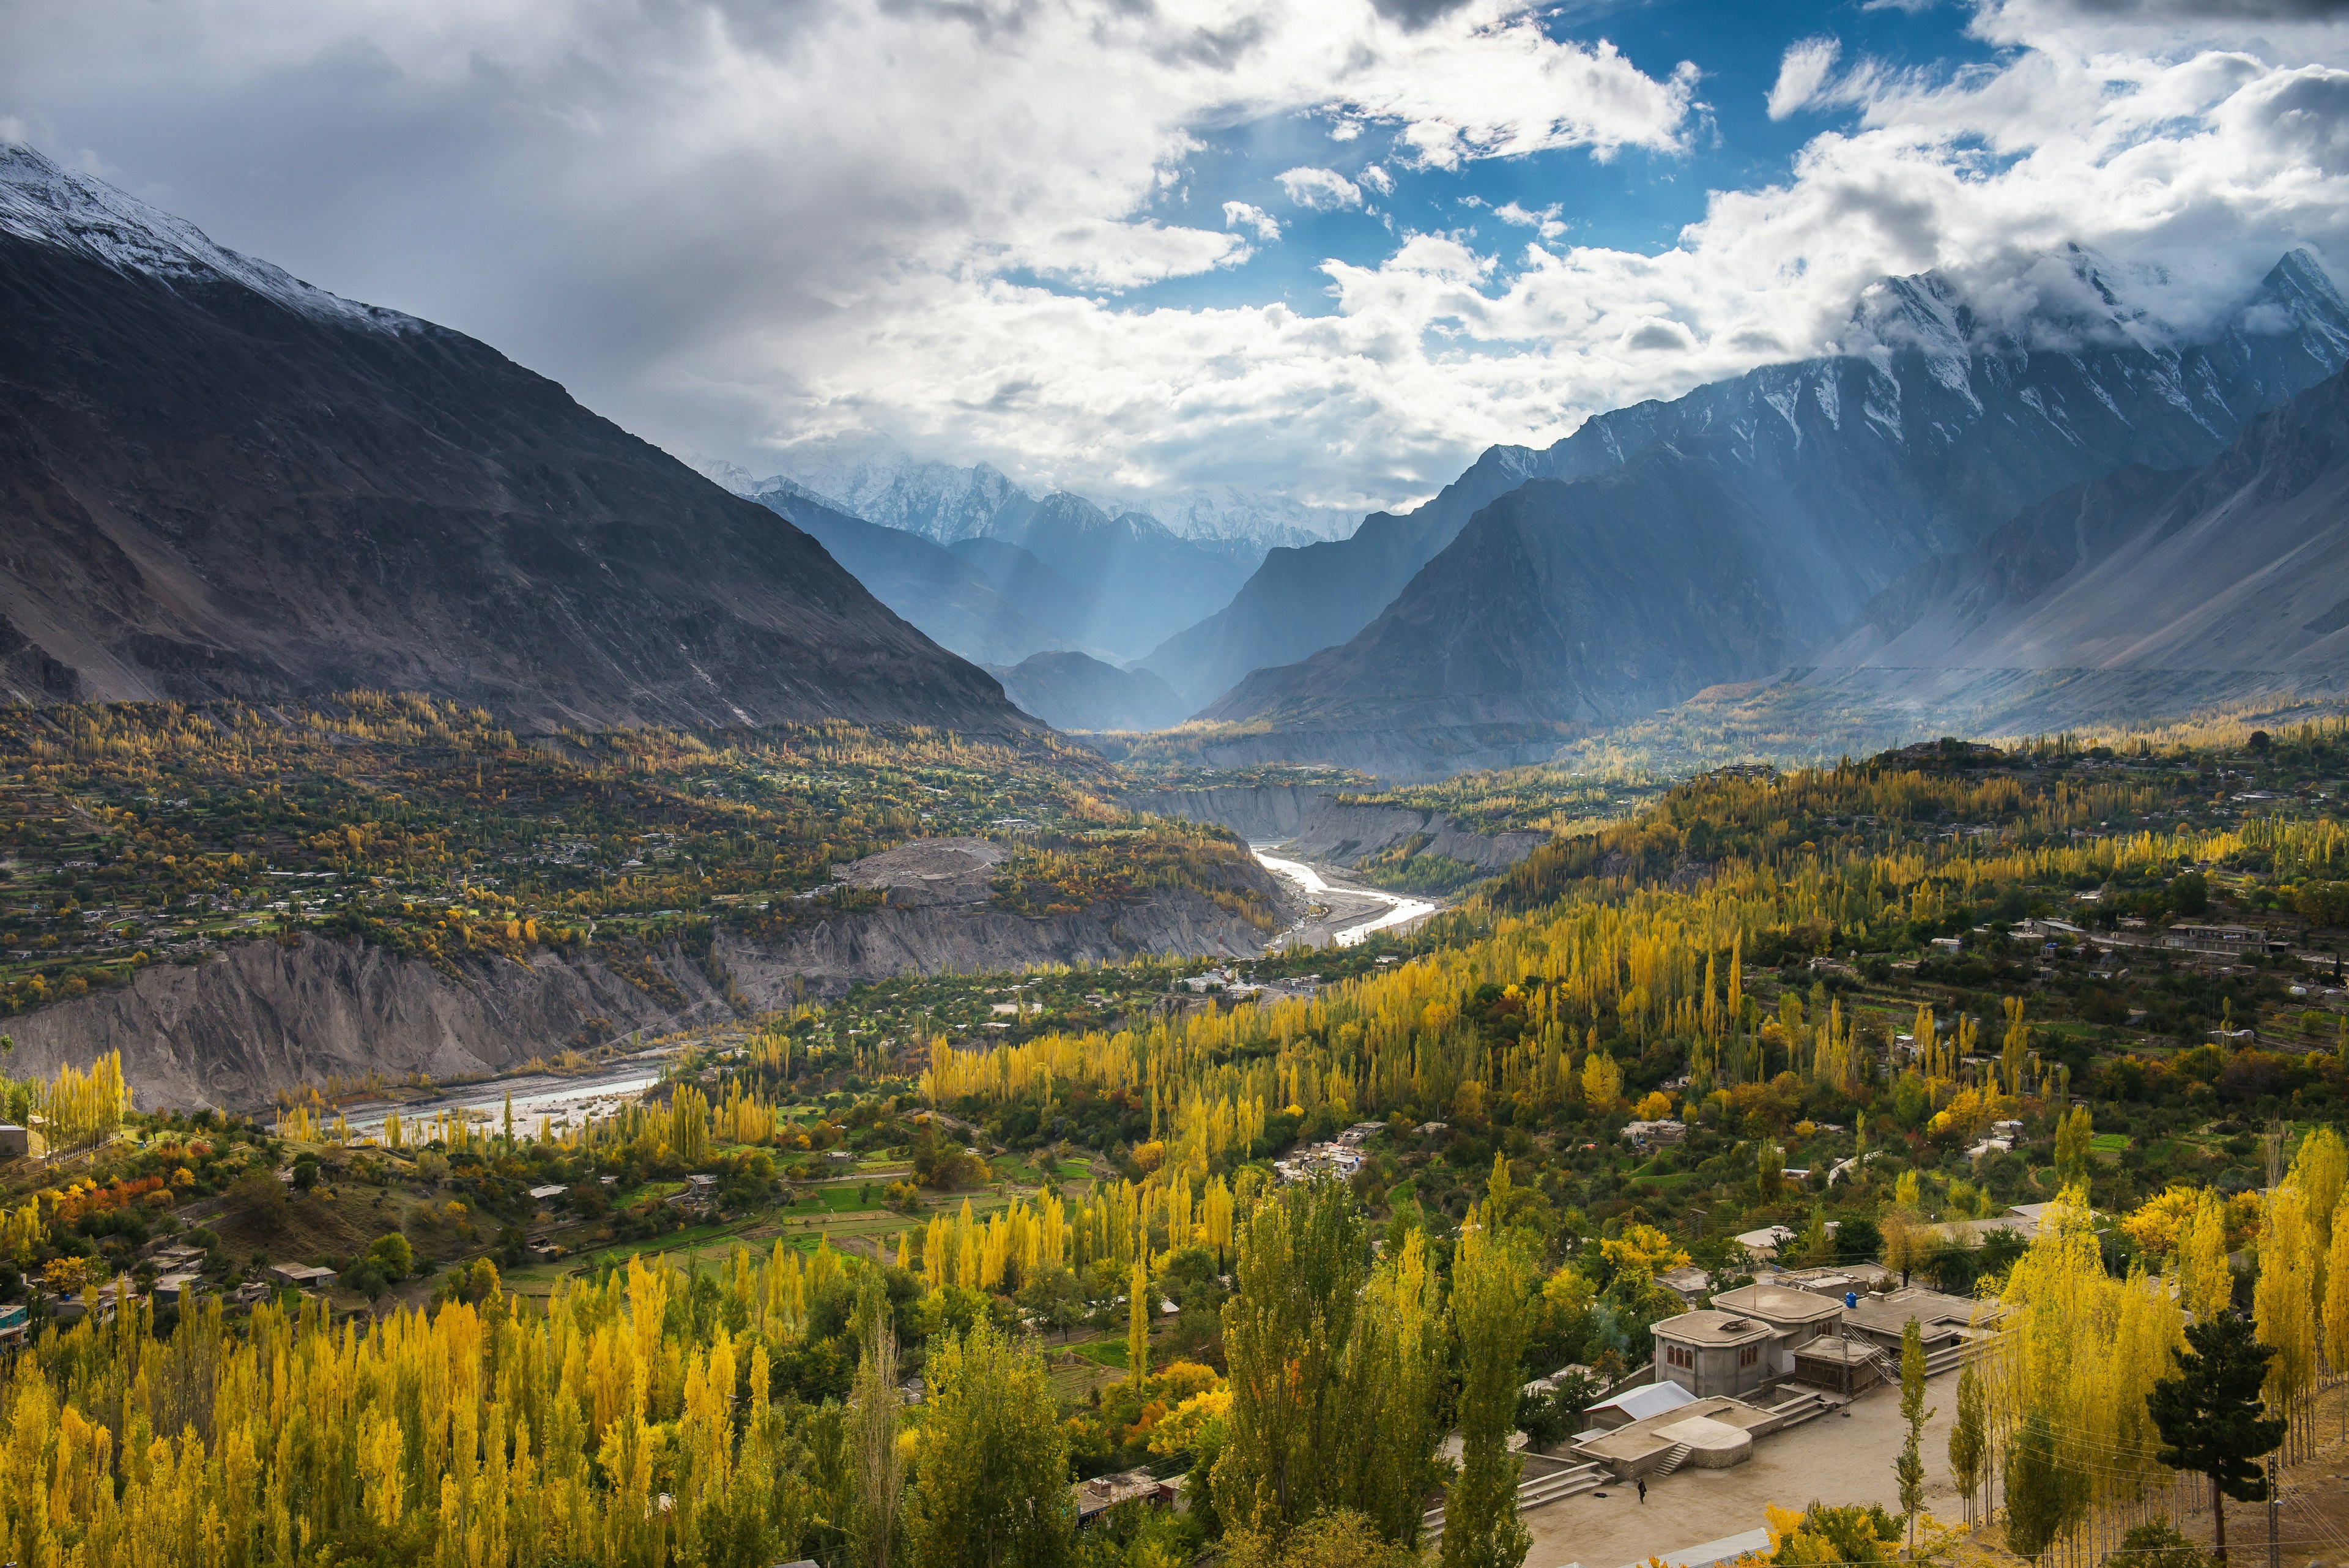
[6,0,2347,522]
[1126,1,2005,318]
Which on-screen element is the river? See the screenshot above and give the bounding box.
[1251,847,1439,948]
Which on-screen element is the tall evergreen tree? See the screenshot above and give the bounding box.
[2147,1315,2287,1566]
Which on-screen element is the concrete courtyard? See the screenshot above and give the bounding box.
[1524,1369,1966,1568]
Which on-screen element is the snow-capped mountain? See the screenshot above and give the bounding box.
[1189,248,2349,775]
[702,439,1359,552]
[0,143,1021,733]
[0,143,415,333]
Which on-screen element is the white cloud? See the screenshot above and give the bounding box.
[1493,199,1566,238]
[1278,166,1365,210]
[1768,36,1844,119]
[1223,201,1283,242]
[6,0,2348,518]
[1359,163,1395,195]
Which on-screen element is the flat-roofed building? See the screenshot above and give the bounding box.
[1651,1309,1775,1399]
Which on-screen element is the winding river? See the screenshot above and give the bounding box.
[1251,847,1439,948]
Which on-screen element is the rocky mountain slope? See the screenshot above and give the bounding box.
[1,867,1295,1112]
[0,144,1020,733]
[1198,251,2349,773]
[985,650,1189,732]
[1794,365,2349,729]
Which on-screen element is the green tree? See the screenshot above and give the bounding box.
[1016,1264,1083,1342]
[903,1321,1075,1568]
[1440,1217,1532,1568]
[1222,1509,1422,1568]
[1213,1181,1368,1541]
[1894,1318,1934,1553]
[2003,1411,2085,1562]
[366,1232,414,1280]
[2147,1315,2287,1566]
[1948,1363,1987,1525]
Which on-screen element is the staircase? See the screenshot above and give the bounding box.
[1765,1388,1835,1429]
[1421,1458,1606,1542]
[1650,1442,1692,1479]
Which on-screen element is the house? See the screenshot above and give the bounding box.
[1772,1265,1889,1298]
[1072,1468,1179,1525]
[0,1301,26,1346]
[1840,1287,1998,1377]
[1655,1265,1712,1306]
[150,1274,203,1306]
[1335,1121,1386,1148]
[1694,1282,1847,1377]
[1651,1310,1776,1399]
[1580,1378,1699,1430]
[1732,1225,1795,1263]
[1622,1118,1687,1148]
[1788,1336,1880,1397]
[266,1263,338,1291]
[2162,924,2271,956]
[0,1123,45,1161]
[528,1184,568,1205]
[1572,1389,1785,1479]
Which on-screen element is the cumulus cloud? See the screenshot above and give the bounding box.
[1359,163,1395,195]
[1223,201,1283,241]
[1278,166,1365,210]
[6,0,2348,515]
[1493,199,1566,237]
[1768,36,1844,119]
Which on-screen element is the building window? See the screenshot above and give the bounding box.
[1666,1343,1694,1369]
[1739,1343,1761,1368]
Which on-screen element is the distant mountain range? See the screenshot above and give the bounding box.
[725,464,1258,662]
[742,444,1361,552]
[0,144,1024,735]
[1192,250,2349,775]
[985,650,1189,733]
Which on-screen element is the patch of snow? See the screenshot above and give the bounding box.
[1811,371,1840,430]
[0,143,412,333]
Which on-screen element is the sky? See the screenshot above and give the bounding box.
[6,0,2349,519]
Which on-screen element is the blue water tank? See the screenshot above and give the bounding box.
[1844,1291,1859,1309]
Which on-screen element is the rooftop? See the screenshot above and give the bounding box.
[1653,1309,1775,1347]
[1707,1283,1848,1326]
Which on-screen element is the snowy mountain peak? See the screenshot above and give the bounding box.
[0,143,412,333]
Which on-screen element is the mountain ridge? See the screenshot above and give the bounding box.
[1194,250,2349,774]
[1152,250,2349,716]
[0,144,1025,735]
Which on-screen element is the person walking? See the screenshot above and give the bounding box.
[1638,1477,1647,1506]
